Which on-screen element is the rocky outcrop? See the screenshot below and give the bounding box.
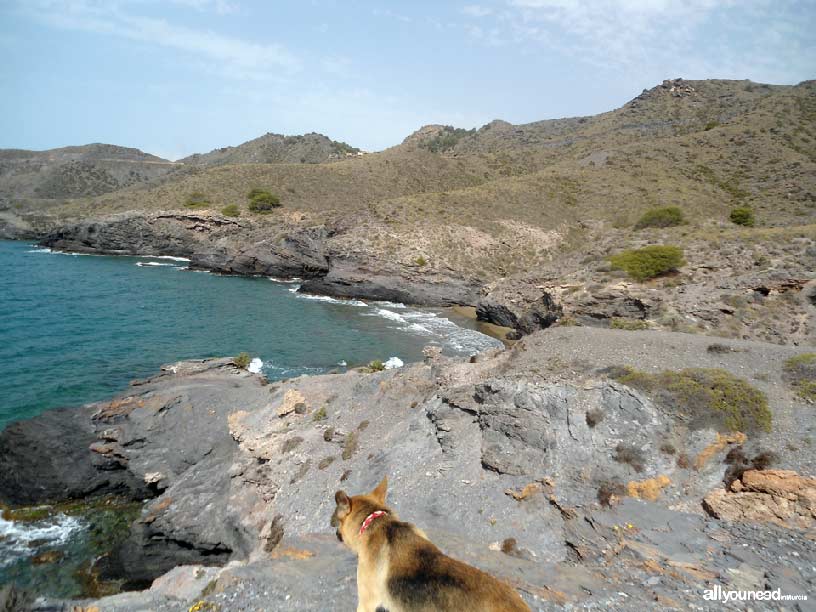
[38,213,481,306]
[476,282,562,336]
[41,211,245,258]
[300,257,481,306]
[703,469,816,529]
[0,405,148,505]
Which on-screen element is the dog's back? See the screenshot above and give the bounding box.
[374,520,529,612]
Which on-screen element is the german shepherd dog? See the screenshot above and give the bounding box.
[331,477,531,612]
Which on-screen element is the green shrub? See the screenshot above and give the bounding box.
[312,406,328,421]
[609,246,685,281]
[610,317,649,330]
[783,353,816,401]
[729,207,755,227]
[368,360,385,372]
[248,191,281,213]
[247,188,268,200]
[634,206,686,229]
[415,256,427,267]
[234,352,251,369]
[610,367,771,433]
[221,204,241,217]
[704,120,720,131]
[418,126,475,153]
[184,191,210,209]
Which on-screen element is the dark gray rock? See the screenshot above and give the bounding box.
[0,406,147,506]
[476,286,562,334]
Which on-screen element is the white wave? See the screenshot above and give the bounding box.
[337,360,347,367]
[143,255,191,262]
[384,356,404,369]
[288,284,302,293]
[368,308,406,322]
[268,276,301,284]
[292,292,367,307]
[26,247,53,253]
[247,357,264,374]
[0,513,84,567]
[135,261,179,267]
[364,306,503,355]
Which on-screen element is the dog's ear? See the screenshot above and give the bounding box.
[371,476,388,504]
[334,490,351,518]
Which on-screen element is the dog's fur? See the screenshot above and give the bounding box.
[331,477,531,612]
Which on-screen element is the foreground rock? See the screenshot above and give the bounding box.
[2,327,814,610]
[703,469,816,529]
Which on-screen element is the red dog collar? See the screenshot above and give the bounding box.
[359,510,387,535]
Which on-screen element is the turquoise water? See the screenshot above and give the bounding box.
[0,238,501,597]
[0,239,500,430]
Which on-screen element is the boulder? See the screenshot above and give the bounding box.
[703,469,816,529]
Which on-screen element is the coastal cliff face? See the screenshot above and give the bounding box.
[3,328,814,610]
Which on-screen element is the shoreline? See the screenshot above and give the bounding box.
[448,305,515,346]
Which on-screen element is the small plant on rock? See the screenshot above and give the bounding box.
[221,204,241,217]
[233,352,251,369]
[367,360,385,372]
[613,443,646,473]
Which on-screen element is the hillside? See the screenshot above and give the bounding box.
[179,132,361,166]
[4,77,816,345]
[0,143,182,203]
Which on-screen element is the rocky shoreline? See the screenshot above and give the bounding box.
[1,327,814,610]
[21,211,568,339]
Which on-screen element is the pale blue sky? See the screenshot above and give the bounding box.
[1,0,814,159]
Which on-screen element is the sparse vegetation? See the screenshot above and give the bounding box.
[783,353,816,401]
[233,352,251,369]
[220,203,240,217]
[342,431,358,460]
[312,406,327,421]
[415,255,427,267]
[585,408,604,428]
[419,126,475,153]
[597,481,625,507]
[184,191,210,209]
[613,443,646,473]
[660,442,676,455]
[367,360,385,372]
[610,367,771,433]
[634,206,685,229]
[609,245,686,281]
[724,446,778,485]
[730,206,755,226]
[247,190,281,213]
[610,317,649,330]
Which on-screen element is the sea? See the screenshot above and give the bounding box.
[0,238,502,597]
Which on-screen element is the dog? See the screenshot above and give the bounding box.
[331,477,531,612]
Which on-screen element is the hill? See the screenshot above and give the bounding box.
[0,143,182,202]
[179,131,361,166]
[3,77,815,344]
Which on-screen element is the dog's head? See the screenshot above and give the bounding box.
[331,476,389,551]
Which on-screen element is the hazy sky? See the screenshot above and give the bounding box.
[1,0,814,159]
